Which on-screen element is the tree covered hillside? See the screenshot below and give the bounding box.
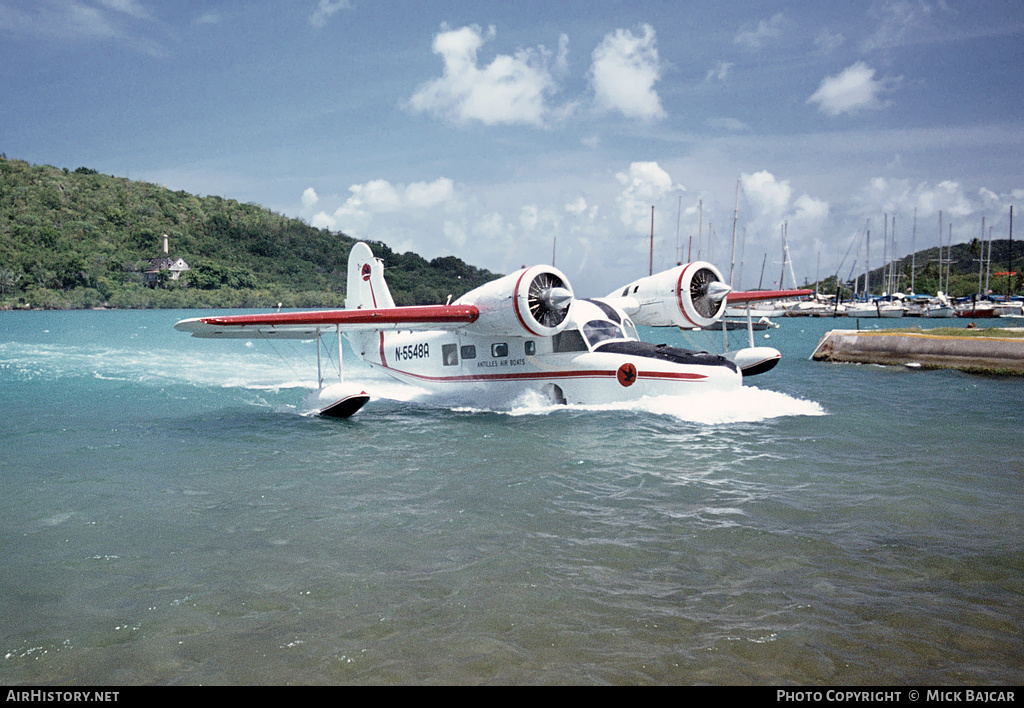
[0,155,497,309]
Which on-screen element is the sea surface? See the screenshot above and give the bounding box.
[1,309,1021,685]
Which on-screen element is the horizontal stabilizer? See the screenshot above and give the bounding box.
[727,289,812,304]
[175,305,479,339]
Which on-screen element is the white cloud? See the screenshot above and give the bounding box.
[555,33,570,75]
[193,12,220,26]
[0,0,168,55]
[814,28,845,53]
[406,24,567,127]
[476,212,507,241]
[301,187,319,209]
[97,0,151,20]
[705,61,733,82]
[738,170,830,288]
[308,0,352,29]
[615,161,683,232]
[860,0,934,53]
[307,177,456,234]
[520,205,539,232]
[589,24,666,121]
[443,220,468,248]
[0,2,116,40]
[734,13,785,50]
[853,177,975,220]
[706,117,749,131]
[348,180,401,214]
[406,178,454,208]
[807,62,900,117]
[793,194,830,222]
[565,197,588,215]
[742,171,829,229]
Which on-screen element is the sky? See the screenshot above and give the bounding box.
[2,0,1023,296]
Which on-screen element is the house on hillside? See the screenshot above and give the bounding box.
[143,234,190,287]
[144,256,190,286]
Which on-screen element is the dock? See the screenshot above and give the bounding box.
[811,328,1024,375]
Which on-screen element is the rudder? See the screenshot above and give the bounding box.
[346,242,396,310]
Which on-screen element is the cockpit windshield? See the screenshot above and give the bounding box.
[622,318,638,341]
[582,319,625,347]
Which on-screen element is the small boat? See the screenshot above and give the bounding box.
[923,293,954,318]
[718,317,778,331]
[923,304,954,318]
[877,302,905,318]
[956,305,997,318]
[845,299,904,318]
[993,302,1024,317]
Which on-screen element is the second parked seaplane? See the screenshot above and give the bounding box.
[175,242,809,417]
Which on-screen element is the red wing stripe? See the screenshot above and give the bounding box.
[727,289,812,304]
[200,305,479,328]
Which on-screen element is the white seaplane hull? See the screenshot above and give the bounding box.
[175,241,809,417]
[355,330,742,406]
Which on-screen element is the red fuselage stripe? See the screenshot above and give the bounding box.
[375,366,708,384]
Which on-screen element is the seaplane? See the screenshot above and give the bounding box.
[174,242,810,417]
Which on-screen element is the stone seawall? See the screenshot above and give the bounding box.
[811,329,1024,375]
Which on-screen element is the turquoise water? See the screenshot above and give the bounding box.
[1,310,1021,685]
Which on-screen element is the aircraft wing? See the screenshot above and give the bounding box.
[727,289,812,304]
[174,305,480,339]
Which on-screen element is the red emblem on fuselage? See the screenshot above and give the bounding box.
[617,362,637,387]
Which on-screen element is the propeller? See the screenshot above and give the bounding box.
[689,267,731,318]
[528,272,572,327]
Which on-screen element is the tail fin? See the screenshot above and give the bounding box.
[346,242,396,309]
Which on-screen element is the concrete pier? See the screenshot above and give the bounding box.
[811,329,1024,375]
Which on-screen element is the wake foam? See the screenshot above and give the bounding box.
[449,386,824,424]
[4,342,821,424]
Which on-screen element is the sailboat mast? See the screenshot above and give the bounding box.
[730,179,740,287]
[947,223,953,295]
[697,199,703,261]
[779,223,786,289]
[986,225,993,294]
[649,205,654,276]
[883,214,889,295]
[978,217,986,296]
[892,214,898,294]
[1009,205,1014,299]
[911,208,917,293]
[865,220,871,296]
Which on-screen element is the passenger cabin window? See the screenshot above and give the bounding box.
[442,343,458,366]
[491,343,508,358]
[524,341,536,356]
[460,344,477,360]
[552,329,588,353]
[582,320,624,348]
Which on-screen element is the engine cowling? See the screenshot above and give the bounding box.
[610,261,730,329]
[454,265,574,337]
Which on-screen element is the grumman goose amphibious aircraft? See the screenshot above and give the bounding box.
[175,242,809,417]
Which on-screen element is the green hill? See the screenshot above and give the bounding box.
[0,155,498,309]
[813,236,1021,299]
